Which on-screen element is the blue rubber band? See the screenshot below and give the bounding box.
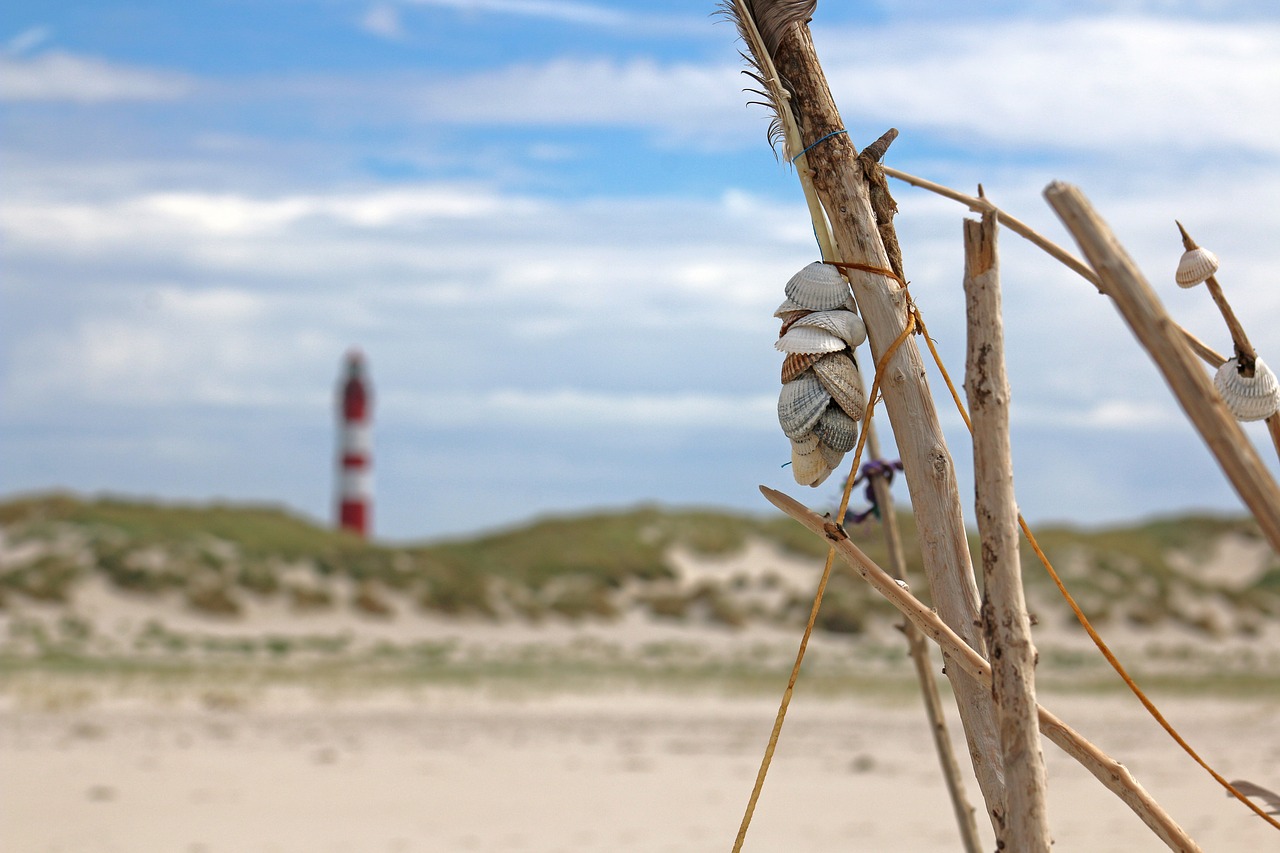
[791,129,847,163]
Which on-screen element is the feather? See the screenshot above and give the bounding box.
[722,0,838,262]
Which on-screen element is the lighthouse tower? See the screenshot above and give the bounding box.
[336,349,373,537]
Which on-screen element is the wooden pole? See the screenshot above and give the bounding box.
[863,420,984,853]
[768,20,1007,822]
[963,211,1052,851]
[1044,183,1280,553]
[760,485,1202,853]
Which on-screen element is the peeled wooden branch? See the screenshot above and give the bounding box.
[1044,183,1280,553]
[963,212,1051,851]
[766,16,1006,820]
[759,485,1202,853]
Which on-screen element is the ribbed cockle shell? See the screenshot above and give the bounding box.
[1213,357,1280,422]
[812,350,866,421]
[781,351,824,384]
[789,436,832,487]
[773,297,809,319]
[817,441,845,469]
[1176,247,1219,288]
[775,326,847,355]
[790,310,867,349]
[777,372,831,439]
[784,262,851,311]
[811,404,858,453]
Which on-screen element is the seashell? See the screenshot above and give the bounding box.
[773,297,810,318]
[812,350,867,421]
[777,372,831,439]
[775,326,846,355]
[1176,247,1219,288]
[790,431,821,455]
[784,262,851,311]
[791,310,867,349]
[1214,357,1280,422]
[811,404,859,453]
[781,351,824,384]
[818,441,846,469]
[777,312,811,334]
[790,437,832,487]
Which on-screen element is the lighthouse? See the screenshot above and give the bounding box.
[336,349,373,537]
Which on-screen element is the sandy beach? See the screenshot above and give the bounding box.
[3,679,1278,853]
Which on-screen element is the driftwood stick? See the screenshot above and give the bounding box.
[759,485,1202,853]
[963,212,1052,851]
[768,19,1007,821]
[864,419,984,853]
[1175,222,1280,463]
[882,166,1226,368]
[1044,183,1280,553]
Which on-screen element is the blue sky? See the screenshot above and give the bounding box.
[2,1,1279,541]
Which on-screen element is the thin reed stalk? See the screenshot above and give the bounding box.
[881,166,1226,368]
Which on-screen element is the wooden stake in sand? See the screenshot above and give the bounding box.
[963,210,1051,851]
[1044,183,1280,553]
[759,485,1202,853]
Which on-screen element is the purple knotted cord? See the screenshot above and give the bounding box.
[843,458,904,524]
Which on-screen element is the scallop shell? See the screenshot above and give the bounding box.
[1176,247,1219,288]
[784,262,851,311]
[1213,357,1280,422]
[777,372,831,439]
[811,404,858,453]
[811,350,867,421]
[775,326,847,355]
[790,437,832,487]
[790,309,867,349]
[781,351,824,384]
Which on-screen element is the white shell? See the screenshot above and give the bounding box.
[784,262,851,311]
[812,350,866,421]
[775,326,847,355]
[790,310,867,349]
[818,441,846,469]
[777,372,831,439]
[773,297,809,318]
[790,431,821,455]
[1176,247,1219,288]
[790,437,832,487]
[812,405,858,453]
[1214,357,1280,422]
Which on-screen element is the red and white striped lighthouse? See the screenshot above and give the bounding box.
[336,348,373,537]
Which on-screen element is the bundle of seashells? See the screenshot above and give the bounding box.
[775,262,869,487]
[1174,241,1280,422]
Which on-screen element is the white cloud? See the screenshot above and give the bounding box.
[0,51,192,102]
[396,16,1279,156]
[360,4,407,39]
[5,27,51,55]
[818,17,1280,155]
